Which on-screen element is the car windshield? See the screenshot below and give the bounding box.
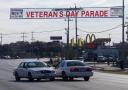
[67,61,85,67]
[27,62,47,68]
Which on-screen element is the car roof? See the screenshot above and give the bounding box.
[62,60,82,62]
[21,59,42,63]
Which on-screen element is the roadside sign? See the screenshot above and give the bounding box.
[10,7,123,19]
[50,36,62,40]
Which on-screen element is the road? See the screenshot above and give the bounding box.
[0,59,128,90]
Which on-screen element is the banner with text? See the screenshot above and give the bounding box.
[10,7,123,19]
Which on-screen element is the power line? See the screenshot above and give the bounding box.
[78,24,122,34]
[0,29,65,36]
[36,29,65,33]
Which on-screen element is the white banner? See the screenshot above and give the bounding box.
[10,7,123,19]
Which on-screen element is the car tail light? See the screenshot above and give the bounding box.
[70,67,75,72]
[86,67,92,71]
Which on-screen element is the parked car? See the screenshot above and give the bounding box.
[13,60,55,81]
[55,60,93,81]
[97,56,107,62]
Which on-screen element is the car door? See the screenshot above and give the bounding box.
[18,62,28,78]
[17,62,24,77]
[55,61,65,76]
[21,62,29,77]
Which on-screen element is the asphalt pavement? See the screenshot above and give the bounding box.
[0,59,128,90]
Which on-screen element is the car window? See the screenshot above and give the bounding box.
[55,62,60,68]
[67,61,85,67]
[27,62,47,68]
[18,62,24,68]
[60,61,65,67]
[24,62,28,68]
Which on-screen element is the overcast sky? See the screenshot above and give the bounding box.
[0,0,128,44]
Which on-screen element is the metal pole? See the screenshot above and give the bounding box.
[120,0,125,70]
[31,32,35,58]
[21,32,26,42]
[109,33,111,46]
[122,0,125,43]
[67,16,70,47]
[31,32,35,42]
[126,25,128,42]
[0,33,2,45]
[75,5,78,48]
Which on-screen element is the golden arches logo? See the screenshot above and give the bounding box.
[85,34,96,43]
[71,38,75,47]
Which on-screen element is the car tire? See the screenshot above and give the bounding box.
[49,77,55,81]
[37,78,41,81]
[84,77,90,81]
[15,72,20,81]
[28,72,33,81]
[69,77,74,81]
[62,72,68,81]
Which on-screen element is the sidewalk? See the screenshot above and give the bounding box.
[87,62,128,75]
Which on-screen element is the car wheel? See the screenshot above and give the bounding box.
[15,72,20,81]
[37,78,41,81]
[49,77,55,81]
[62,72,68,81]
[84,77,90,81]
[28,72,33,81]
[69,77,74,81]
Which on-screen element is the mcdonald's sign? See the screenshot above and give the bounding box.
[86,43,97,49]
[78,38,82,47]
[71,38,75,47]
[85,34,96,43]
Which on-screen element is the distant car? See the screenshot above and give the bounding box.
[97,56,107,62]
[55,60,93,81]
[13,60,55,81]
[108,56,115,62]
[76,57,85,62]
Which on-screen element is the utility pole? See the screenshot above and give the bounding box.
[109,33,111,46]
[122,0,125,43]
[65,16,73,47]
[0,33,3,45]
[31,32,35,58]
[126,24,128,42]
[75,5,78,48]
[31,32,35,42]
[120,0,125,70]
[21,32,27,42]
[67,16,70,48]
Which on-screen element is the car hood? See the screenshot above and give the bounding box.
[28,67,54,71]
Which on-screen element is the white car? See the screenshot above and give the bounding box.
[13,60,55,81]
[55,60,93,81]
